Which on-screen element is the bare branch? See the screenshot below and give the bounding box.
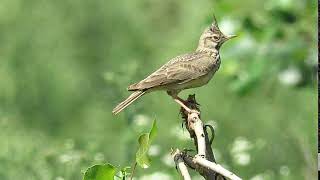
[193,156,242,180]
[170,94,242,180]
[171,149,192,180]
[188,112,206,158]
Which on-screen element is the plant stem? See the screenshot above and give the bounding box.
[130,162,137,180]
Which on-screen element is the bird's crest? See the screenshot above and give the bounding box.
[210,14,220,32]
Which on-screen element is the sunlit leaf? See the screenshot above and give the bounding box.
[135,120,157,168]
[83,164,116,180]
[149,120,157,142]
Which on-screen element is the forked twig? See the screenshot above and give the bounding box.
[172,94,242,180]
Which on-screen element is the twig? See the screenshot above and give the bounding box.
[171,149,192,180]
[193,156,242,180]
[130,162,137,180]
[171,94,242,180]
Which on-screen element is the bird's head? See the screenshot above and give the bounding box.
[197,15,236,51]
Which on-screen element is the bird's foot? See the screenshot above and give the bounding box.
[179,103,200,115]
[187,108,200,115]
[172,97,200,115]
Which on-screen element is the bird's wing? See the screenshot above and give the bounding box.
[128,52,217,90]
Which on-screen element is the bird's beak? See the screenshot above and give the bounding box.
[226,34,237,40]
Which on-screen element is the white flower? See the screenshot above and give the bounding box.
[161,153,175,167]
[132,114,150,127]
[230,137,252,166]
[279,166,290,176]
[139,172,172,180]
[219,18,239,35]
[278,67,302,86]
[58,151,81,164]
[148,145,161,156]
[237,34,255,51]
[250,174,264,180]
[58,154,73,163]
[230,137,252,154]
[279,0,293,8]
[233,152,251,166]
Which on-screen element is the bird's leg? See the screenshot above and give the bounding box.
[173,97,193,112]
[168,91,199,114]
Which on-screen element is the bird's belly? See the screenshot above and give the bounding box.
[185,71,215,88]
[169,70,216,91]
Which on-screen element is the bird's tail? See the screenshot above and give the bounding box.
[112,91,146,115]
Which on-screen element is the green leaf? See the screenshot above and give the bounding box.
[83,164,117,180]
[135,120,157,168]
[149,120,157,142]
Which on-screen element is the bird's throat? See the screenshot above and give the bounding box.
[196,46,218,57]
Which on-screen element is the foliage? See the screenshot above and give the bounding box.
[136,120,157,168]
[83,164,116,180]
[82,120,157,180]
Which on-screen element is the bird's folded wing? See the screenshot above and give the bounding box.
[128,53,214,90]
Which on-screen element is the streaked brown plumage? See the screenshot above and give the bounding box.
[113,16,236,115]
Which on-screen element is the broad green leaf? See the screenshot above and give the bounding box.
[135,120,157,168]
[83,164,116,180]
[136,133,150,168]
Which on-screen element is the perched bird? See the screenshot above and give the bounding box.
[112,15,236,115]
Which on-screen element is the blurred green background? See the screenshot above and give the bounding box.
[0,0,317,179]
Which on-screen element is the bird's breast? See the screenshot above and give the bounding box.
[173,67,220,91]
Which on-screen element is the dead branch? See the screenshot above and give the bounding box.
[172,94,242,180]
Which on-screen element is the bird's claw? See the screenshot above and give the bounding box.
[188,109,200,115]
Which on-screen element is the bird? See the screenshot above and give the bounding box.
[112,15,236,115]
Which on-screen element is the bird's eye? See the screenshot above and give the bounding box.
[212,35,219,40]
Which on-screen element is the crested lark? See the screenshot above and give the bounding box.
[113,16,236,115]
